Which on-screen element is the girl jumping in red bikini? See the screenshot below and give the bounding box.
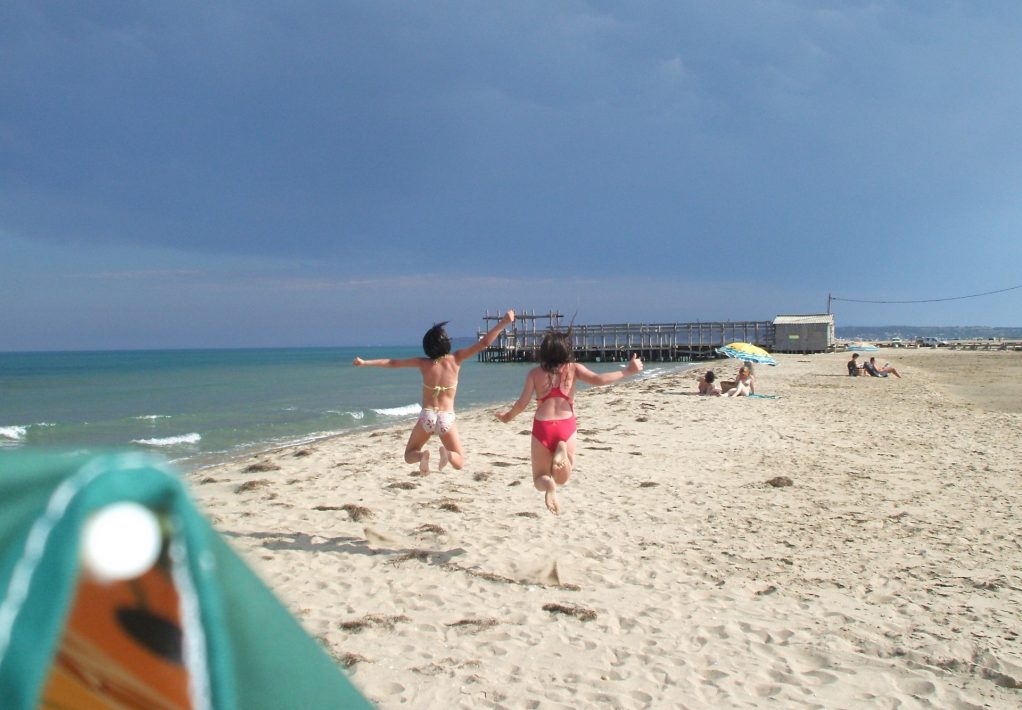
[496,329,643,515]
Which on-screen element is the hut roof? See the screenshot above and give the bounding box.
[773,314,834,325]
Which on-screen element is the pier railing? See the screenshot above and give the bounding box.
[476,311,775,363]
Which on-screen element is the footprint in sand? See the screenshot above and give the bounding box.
[754,684,782,698]
[523,560,561,586]
[363,527,401,547]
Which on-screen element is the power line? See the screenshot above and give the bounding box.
[831,283,1022,305]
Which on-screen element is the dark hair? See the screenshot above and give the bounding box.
[705,370,716,383]
[851,353,859,359]
[539,330,573,373]
[422,322,451,360]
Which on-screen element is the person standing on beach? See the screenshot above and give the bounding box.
[353,310,515,472]
[496,330,643,515]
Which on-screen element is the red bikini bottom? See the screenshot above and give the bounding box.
[531,416,577,452]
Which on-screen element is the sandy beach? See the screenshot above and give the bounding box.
[187,348,1022,708]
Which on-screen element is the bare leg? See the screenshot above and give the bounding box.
[404,424,432,471]
[551,434,576,486]
[531,436,559,515]
[552,441,567,470]
[438,425,465,470]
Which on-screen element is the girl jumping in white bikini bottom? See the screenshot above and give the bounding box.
[353,311,515,472]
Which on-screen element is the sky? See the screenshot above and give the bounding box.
[2,1,1021,351]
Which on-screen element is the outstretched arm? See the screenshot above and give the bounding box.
[352,356,423,368]
[496,375,535,423]
[455,310,516,363]
[574,354,644,386]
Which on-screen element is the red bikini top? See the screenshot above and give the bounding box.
[537,367,574,408]
[538,385,571,403]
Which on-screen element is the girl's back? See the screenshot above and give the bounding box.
[532,364,575,420]
[419,355,460,410]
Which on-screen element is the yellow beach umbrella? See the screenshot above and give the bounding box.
[715,342,777,366]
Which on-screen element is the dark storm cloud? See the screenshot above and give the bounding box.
[3,1,1021,286]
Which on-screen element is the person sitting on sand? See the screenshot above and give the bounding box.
[847,353,862,376]
[353,310,515,472]
[743,361,756,392]
[698,370,722,396]
[862,358,884,377]
[496,330,643,515]
[725,365,755,397]
[869,357,902,378]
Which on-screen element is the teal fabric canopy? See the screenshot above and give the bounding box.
[0,451,372,709]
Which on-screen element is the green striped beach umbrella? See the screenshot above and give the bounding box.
[0,451,372,710]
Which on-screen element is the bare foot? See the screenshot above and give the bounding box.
[552,441,568,471]
[438,446,449,471]
[419,450,430,474]
[544,489,561,516]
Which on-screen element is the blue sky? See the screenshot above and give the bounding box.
[3,1,1021,350]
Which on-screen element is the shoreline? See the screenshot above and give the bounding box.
[187,349,1022,708]
[180,361,701,474]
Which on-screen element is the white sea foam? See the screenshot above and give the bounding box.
[34,422,56,427]
[0,426,27,441]
[133,433,202,447]
[371,404,420,417]
[326,409,365,420]
[135,415,171,420]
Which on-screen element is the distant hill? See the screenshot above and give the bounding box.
[836,325,1022,340]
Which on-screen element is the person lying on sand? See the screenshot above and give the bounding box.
[698,370,723,396]
[354,310,515,472]
[496,329,643,515]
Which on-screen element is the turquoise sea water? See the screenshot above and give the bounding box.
[0,347,692,471]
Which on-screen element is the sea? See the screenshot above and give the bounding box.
[0,347,692,472]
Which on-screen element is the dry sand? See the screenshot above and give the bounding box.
[188,348,1022,708]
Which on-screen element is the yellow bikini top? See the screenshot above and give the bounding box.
[424,355,457,401]
[424,382,457,401]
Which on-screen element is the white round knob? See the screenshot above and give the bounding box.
[80,503,162,582]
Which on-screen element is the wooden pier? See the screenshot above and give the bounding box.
[476,311,775,363]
